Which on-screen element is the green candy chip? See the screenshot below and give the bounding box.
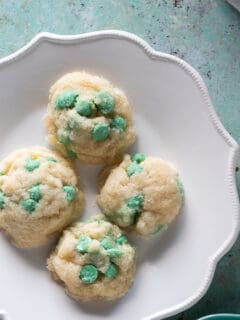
[106,248,122,258]
[54,90,79,110]
[21,198,37,213]
[131,153,145,163]
[28,184,42,202]
[127,162,144,177]
[79,264,98,284]
[63,185,77,202]
[25,158,40,172]
[176,178,184,197]
[127,153,146,176]
[76,99,94,117]
[66,149,77,159]
[100,236,115,250]
[116,195,145,226]
[46,156,57,163]
[57,128,71,145]
[0,173,4,176]
[105,263,118,278]
[94,90,115,114]
[116,204,135,226]
[126,194,144,210]
[111,116,126,132]
[150,224,166,235]
[92,123,110,142]
[76,236,92,253]
[116,235,128,245]
[0,192,6,209]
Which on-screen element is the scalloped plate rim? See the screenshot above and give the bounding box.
[0,30,239,320]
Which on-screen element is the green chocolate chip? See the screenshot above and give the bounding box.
[54,90,79,110]
[92,123,110,142]
[28,184,42,202]
[176,178,184,197]
[126,194,144,210]
[25,158,40,172]
[21,198,37,213]
[57,128,71,145]
[63,186,76,202]
[127,162,143,177]
[79,264,98,284]
[76,236,92,253]
[94,90,115,114]
[0,173,4,176]
[110,116,126,132]
[116,204,136,226]
[97,219,105,225]
[150,224,166,235]
[0,192,6,209]
[46,156,57,163]
[116,235,128,245]
[100,236,115,250]
[66,149,77,159]
[131,153,145,163]
[106,248,122,258]
[121,194,144,224]
[76,99,94,117]
[105,263,118,278]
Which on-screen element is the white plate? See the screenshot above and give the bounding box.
[0,30,239,320]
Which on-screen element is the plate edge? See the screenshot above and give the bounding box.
[0,30,239,320]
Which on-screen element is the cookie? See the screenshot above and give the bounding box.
[45,72,136,164]
[97,153,183,236]
[47,216,136,301]
[0,147,84,248]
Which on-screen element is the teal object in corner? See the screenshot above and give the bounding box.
[0,0,239,319]
[199,314,240,320]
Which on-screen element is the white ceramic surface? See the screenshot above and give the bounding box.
[0,30,239,320]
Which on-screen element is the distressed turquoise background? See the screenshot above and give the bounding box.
[0,0,239,319]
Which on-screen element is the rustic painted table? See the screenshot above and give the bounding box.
[0,0,239,319]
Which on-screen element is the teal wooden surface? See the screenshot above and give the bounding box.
[0,0,239,318]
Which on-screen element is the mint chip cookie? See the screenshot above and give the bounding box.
[97,154,183,236]
[47,216,136,301]
[45,72,136,164]
[0,147,84,248]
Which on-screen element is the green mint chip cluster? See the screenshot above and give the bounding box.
[21,184,42,214]
[76,230,129,284]
[54,89,127,147]
[127,153,145,177]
